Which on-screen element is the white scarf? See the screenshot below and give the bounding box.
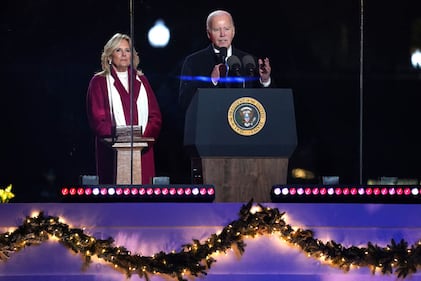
[106,73,149,134]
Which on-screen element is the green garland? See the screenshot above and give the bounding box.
[0,200,420,280]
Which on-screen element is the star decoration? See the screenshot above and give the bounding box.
[0,184,14,203]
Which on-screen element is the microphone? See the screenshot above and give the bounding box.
[219,47,227,62]
[242,55,257,76]
[215,46,227,63]
[215,46,228,77]
[227,55,242,76]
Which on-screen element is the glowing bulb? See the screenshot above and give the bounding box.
[148,19,170,48]
[411,49,421,69]
[192,187,199,195]
[250,206,261,213]
[131,187,139,195]
[108,187,115,195]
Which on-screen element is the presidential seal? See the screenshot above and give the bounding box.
[227,97,266,136]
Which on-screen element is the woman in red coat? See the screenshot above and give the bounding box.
[87,33,162,184]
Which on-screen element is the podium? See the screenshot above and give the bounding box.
[184,88,297,202]
[104,126,154,184]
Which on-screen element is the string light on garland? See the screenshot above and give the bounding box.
[1,200,421,280]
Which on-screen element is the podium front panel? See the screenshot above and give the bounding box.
[184,88,297,157]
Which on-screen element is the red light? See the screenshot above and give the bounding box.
[169,187,176,195]
[305,187,311,195]
[319,187,327,195]
[404,188,411,195]
[77,188,85,195]
[177,188,184,195]
[131,187,138,195]
[162,188,169,195]
[100,188,107,195]
[312,188,319,195]
[373,188,380,195]
[123,188,130,195]
[381,188,388,195]
[185,188,192,195]
[350,187,357,195]
[84,188,92,195]
[154,188,161,195]
[335,187,342,195]
[289,188,297,195]
[396,188,403,195]
[146,188,154,195]
[200,187,207,195]
[139,188,146,195]
[116,187,123,195]
[343,188,349,195]
[365,188,372,195]
[61,188,69,196]
[207,188,215,195]
[70,188,77,196]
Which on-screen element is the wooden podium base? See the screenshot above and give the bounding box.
[201,157,288,202]
[112,142,148,184]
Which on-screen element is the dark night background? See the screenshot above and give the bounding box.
[1,0,421,202]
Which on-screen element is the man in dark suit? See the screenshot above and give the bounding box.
[178,9,274,112]
[176,9,274,184]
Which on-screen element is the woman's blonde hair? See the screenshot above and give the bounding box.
[99,33,140,75]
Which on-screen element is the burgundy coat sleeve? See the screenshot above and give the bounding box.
[86,74,113,137]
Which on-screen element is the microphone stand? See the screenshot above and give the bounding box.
[359,0,364,185]
[129,0,135,185]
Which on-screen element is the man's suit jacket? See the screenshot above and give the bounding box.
[178,44,267,112]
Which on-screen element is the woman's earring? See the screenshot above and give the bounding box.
[108,59,112,65]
